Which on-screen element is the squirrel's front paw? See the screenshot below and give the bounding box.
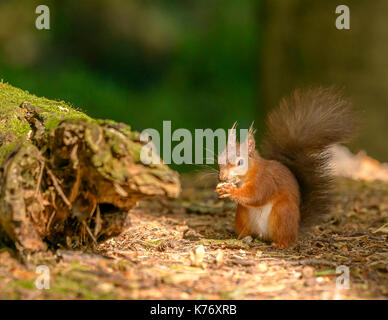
[216,182,235,199]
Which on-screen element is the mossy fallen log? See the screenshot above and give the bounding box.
[0,82,180,254]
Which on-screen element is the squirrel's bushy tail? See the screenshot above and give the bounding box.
[261,87,357,228]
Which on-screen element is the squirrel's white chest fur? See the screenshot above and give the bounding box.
[245,203,273,239]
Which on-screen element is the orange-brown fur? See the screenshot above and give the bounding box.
[217,87,357,248]
[229,156,300,247]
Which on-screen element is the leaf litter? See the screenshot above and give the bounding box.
[0,172,387,299]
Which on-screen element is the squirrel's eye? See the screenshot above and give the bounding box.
[237,158,244,166]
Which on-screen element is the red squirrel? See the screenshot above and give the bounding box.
[216,87,357,248]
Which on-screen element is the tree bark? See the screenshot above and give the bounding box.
[0,82,180,254]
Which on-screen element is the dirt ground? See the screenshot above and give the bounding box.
[0,173,387,300]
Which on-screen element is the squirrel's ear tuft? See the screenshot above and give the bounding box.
[247,132,256,155]
[241,124,256,157]
[247,122,256,155]
[227,122,238,146]
[248,121,256,136]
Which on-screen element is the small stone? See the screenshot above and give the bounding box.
[316,276,324,284]
[97,282,114,293]
[215,249,224,267]
[241,236,253,244]
[257,262,268,273]
[302,266,315,278]
[255,250,263,257]
[189,245,205,267]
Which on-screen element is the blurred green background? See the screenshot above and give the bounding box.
[1,0,387,167]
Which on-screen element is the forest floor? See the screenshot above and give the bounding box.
[0,174,387,300]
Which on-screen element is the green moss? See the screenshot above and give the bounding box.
[51,272,117,299]
[0,82,91,139]
[147,239,163,245]
[42,118,63,132]
[0,111,30,138]
[219,288,246,299]
[130,142,142,163]
[314,269,336,277]
[11,279,36,290]
[0,82,94,164]
[48,261,118,299]
[0,82,90,121]
[68,260,89,271]
[0,140,20,164]
[0,83,141,169]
